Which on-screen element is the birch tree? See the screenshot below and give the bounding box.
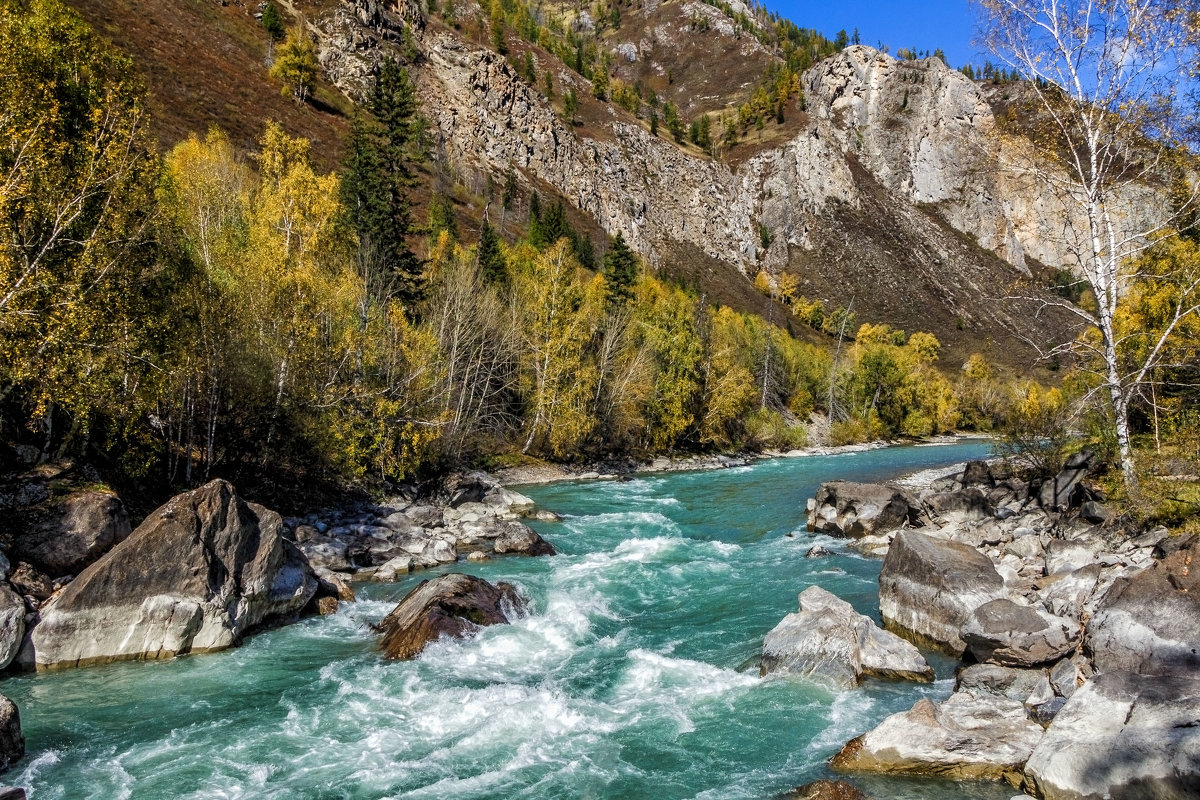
[977,0,1200,489]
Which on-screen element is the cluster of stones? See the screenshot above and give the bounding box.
[774,456,1200,799]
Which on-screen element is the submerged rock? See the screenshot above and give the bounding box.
[1023,671,1200,799]
[27,480,317,670]
[878,530,1007,655]
[831,691,1043,783]
[807,482,919,538]
[779,778,870,800]
[761,586,933,687]
[378,572,524,659]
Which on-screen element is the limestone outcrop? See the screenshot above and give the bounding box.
[761,585,933,687]
[378,572,524,659]
[27,480,317,670]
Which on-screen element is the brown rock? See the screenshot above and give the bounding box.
[379,573,524,659]
[780,778,869,800]
[12,490,130,577]
[0,695,22,773]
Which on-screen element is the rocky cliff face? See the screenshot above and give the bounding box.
[317,0,1167,361]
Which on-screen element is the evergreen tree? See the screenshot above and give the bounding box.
[478,220,507,284]
[542,199,569,245]
[338,60,424,307]
[604,232,638,306]
[528,192,544,246]
[261,1,285,41]
[428,192,458,240]
[563,88,578,121]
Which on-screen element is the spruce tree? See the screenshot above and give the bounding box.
[604,232,638,306]
[478,221,507,284]
[528,192,544,246]
[261,1,285,41]
[339,60,424,307]
[542,199,569,245]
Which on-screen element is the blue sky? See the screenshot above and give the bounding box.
[762,0,983,69]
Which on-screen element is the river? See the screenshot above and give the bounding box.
[4,441,1017,799]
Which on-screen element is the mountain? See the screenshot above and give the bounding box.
[68,0,1168,369]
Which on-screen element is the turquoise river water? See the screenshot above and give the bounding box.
[4,441,1019,800]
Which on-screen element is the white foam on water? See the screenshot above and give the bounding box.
[610,649,760,735]
[807,687,878,753]
[707,540,742,556]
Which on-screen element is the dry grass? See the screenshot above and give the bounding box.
[67,0,350,168]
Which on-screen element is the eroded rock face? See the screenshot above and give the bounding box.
[761,585,933,687]
[962,599,1080,668]
[378,572,524,659]
[1085,535,1200,677]
[807,482,919,538]
[1023,672,1200,800]
[27,480,317,670]
[831,691,1043,783]
[879,530,1007,654]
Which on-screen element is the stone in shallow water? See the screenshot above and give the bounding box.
[378,572,525,659]
[27,480,317,670]
[761,586,932,688]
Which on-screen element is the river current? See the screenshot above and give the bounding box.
[5,441,1016,799]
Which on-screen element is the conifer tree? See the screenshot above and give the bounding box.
[339,60,424,307]
[261,1,286,41]
[478,220,507,284]
[603,232,638,306]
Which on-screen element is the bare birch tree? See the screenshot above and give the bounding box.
[977,0,1200,489]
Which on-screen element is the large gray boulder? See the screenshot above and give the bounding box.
[962,599,1080,668]
[11,489,131,577]
[807,481,919,537]
[0,694,22,773]
[1023,672,1200,799]
[1085,535,1200,676]
[27,480,317,670]
[378,572,524,659]
[0,585,24,670]
[761,585,933,687]
[879,530,1007,654]
[831,690,1043,783]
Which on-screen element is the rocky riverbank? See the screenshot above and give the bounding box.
[0,465,560,781]
[776,453,1199,798]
